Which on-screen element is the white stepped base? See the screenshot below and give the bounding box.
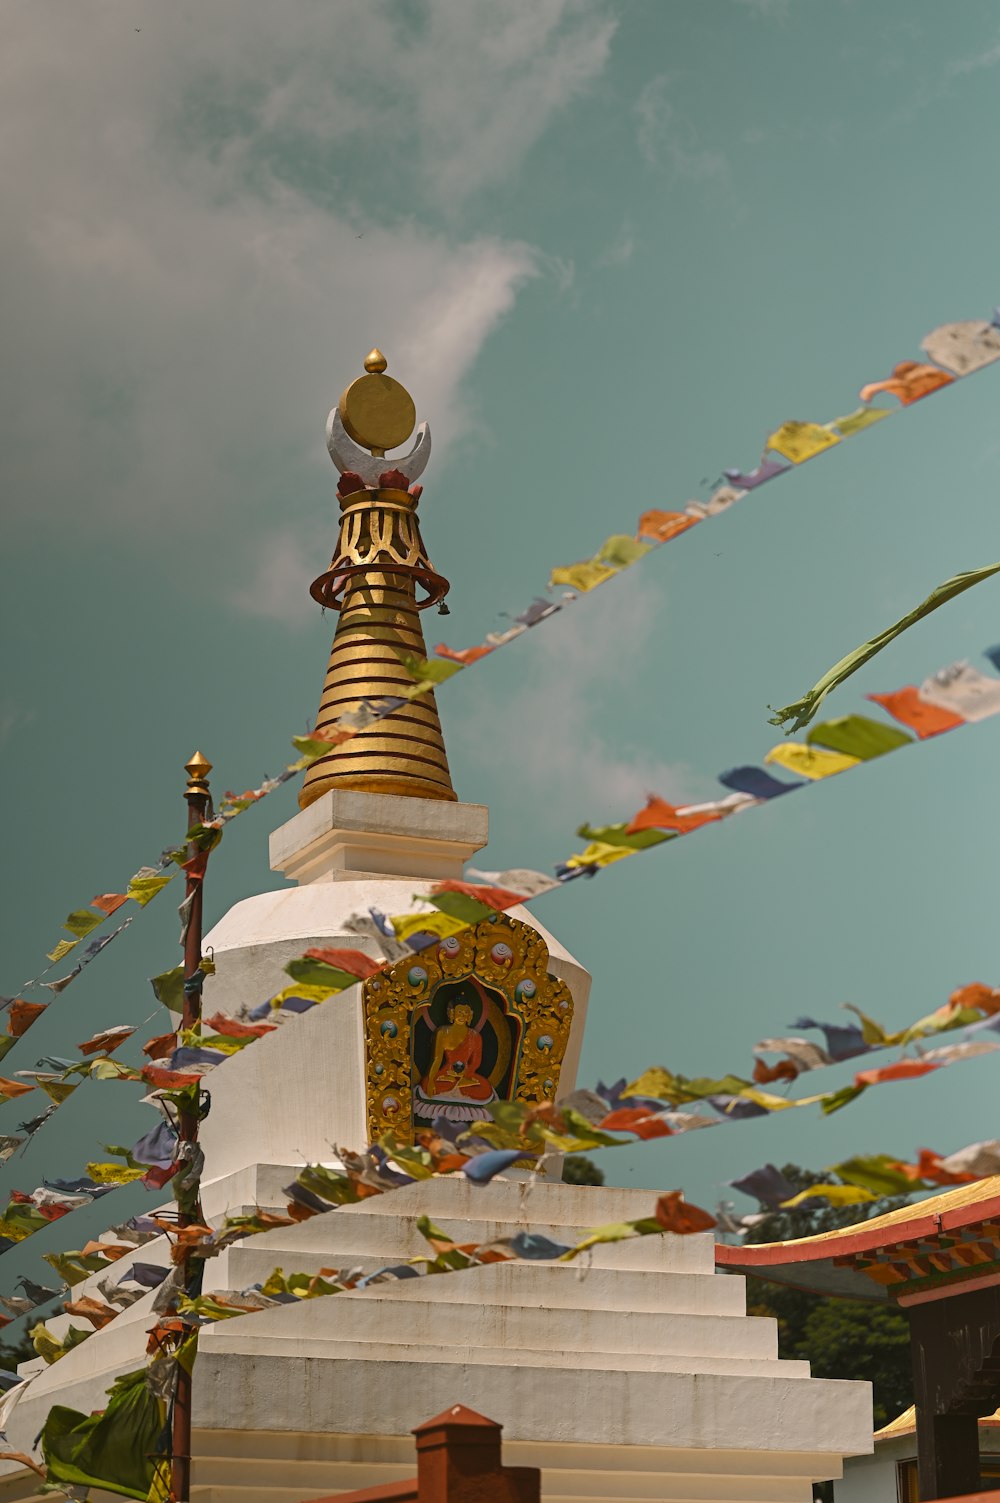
[0,1168,872,1503]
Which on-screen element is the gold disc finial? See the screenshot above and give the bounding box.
[339,349,416,456]
[184,750,212,799]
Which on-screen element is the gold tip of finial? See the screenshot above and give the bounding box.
[184,750,212,798]
[340,351,416,455]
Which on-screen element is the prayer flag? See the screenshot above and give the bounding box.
[126,874,172,907]
[866,686,965,738]
[853,1059,941,1087]
[764,743,861,779]
[91,893,128,915]
[806,714,912,760]
[45,939,78,963]
[859,360,953,405]
[627,796,725,836]
[781,1184,877,1208]
[922,319,1000,375]
[718,766,803,799]
[831,406,892,436]
[636,509,699,543]
[434,642,495,666]
[919,661,1000,722]
[766,420,840,463]
[549,558,618,593]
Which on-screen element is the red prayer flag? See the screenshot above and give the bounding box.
[429,880,527,911]
[204,1013,276,1039]
[599,1106,673,1140]
[853,1059,941,1087]
[655,1191,717,1235]
[8,1000,46,1037]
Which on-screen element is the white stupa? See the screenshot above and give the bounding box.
[0,353,872,1502]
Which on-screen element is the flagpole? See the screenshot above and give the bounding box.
[171,751,213,1503]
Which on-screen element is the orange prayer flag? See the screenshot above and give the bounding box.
[598,1106,673,1140]
[859,360,953,406]
[627,796,724,836]
[143,1031,178,1060]
[77,1025,135,1055]
[7,1000,47,1037]
[906,1148,976,1186]
[80,1240,134,1261]
[91,893,128,915]
[866,687,965,739]
[204,1013,276,1039]
[753,1057,799,1085]
[434,642,496,666]
[853,1059,941,1088]
[655,1191,717,1235]
[0,1078,36,1100]
[141,1064,203,1089]
[303,947,383,980]
[637,509,700,544]
[429,880,527,911]
[947,982,1000,1017]
[64,1296,118,1329]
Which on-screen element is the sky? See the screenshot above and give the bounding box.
[2,0,1000,1304]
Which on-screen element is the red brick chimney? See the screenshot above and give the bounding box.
[307,1405,540,1502]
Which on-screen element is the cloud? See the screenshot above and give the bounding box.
[0,1,613,593]
[596,222,636,268]
[452,576,698,839]
[634,76,728,180]
[730,0,790,18]
[949,34,1000,74]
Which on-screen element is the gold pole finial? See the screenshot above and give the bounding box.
[184,750,212,799]
[339,351,415,457]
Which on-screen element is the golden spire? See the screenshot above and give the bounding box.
[299,352,457,810]
[184,751,213,799]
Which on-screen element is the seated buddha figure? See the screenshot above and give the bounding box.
[421,1001,495,1105]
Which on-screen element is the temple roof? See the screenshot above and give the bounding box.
[716,1176,1000,1303]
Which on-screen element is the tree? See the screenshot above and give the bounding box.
[561,1155,605,1186]
[742,1164,912,1430]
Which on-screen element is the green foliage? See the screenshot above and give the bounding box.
[561,1154,605,1186]
[0,1327,36,1372]
[743,1164,913,1431]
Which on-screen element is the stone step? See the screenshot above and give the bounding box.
[211,1250,746,1317]
[197,1273,775,1360]
[187,1329,805,1378]
[190,1457,815,1502]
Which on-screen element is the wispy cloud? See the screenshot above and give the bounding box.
[1,1,614,610]
[949,33,1000,74]
[452,576,698,841]
[596,221,636,268]
[634,76,728,180]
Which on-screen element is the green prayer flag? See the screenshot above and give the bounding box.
[576,821,673,851]
[820,1083,868,1115]
[284,956,358,992]
[291,733,338,760]
[769,560,1000,732]
[63,909,103,938]
[595,534,653,569]
[45,1250,113,1285]
[396,651,463,685]
[427,892,495,926]
[42,1365,167,1500]
[150,964,185,1010]
[830,1154,916,1198]
[0,1036,16,1062]
[807,714,912,761]
[37,1078,78,1104]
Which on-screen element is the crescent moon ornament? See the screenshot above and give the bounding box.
[326,405,432,488]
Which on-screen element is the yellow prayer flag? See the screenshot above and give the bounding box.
[780,1184,877,1209]
[391,910,469,943]
[767,420,841,464]
[549,560,619,593]
[562,841,637,871]
[765,743,861,780]
[85,1162,147,1185]
[269,982,341,1010]
[46,938,78,964]
[126,875,174,907]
